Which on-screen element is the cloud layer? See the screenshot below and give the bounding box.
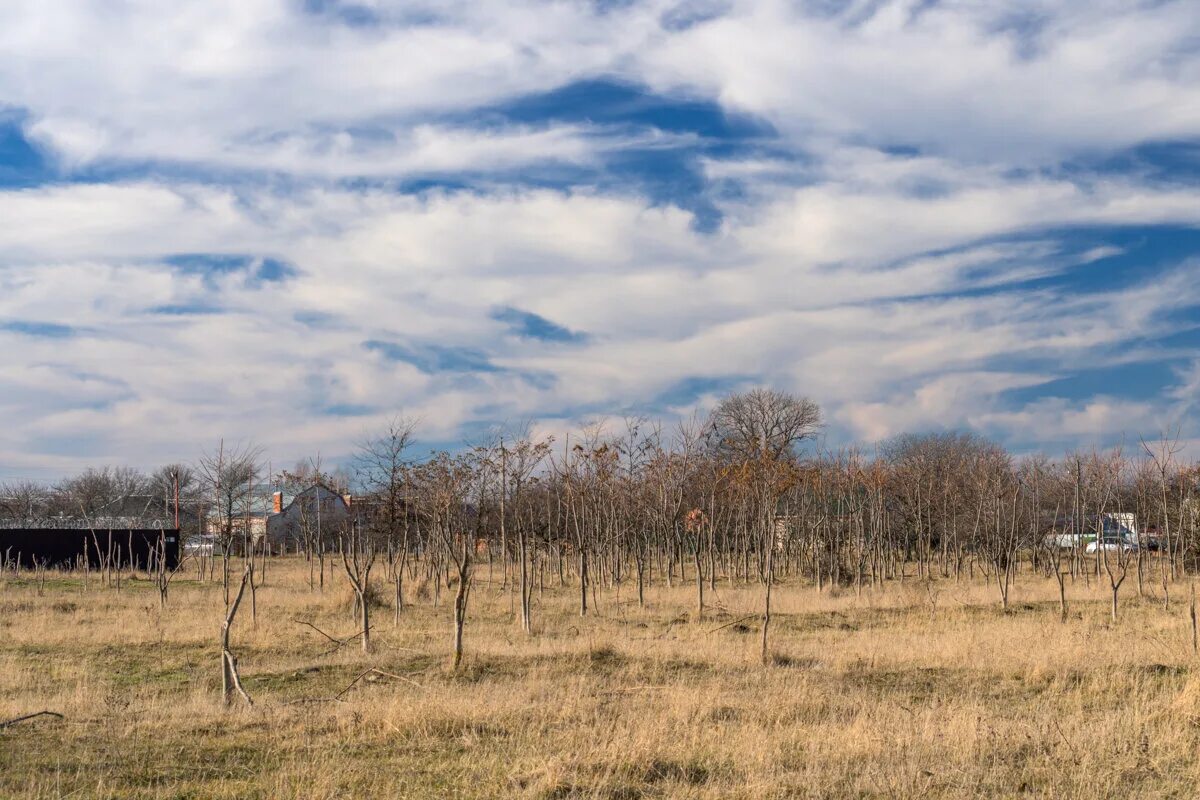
[1,0,1199,477]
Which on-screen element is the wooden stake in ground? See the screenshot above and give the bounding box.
[221,566,254,708]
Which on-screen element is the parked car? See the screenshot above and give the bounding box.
[1085,534,1137,554]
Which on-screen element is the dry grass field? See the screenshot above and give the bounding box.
[3,559,1200,799]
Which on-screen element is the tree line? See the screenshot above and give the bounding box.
[3,389,1199,666]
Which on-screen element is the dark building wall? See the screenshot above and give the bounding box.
[0,528,180,570]
[266,486,352,548]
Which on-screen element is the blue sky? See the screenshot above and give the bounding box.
[0,0,1199,478]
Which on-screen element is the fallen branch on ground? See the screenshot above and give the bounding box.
[0,711,64,728]
[706,614,757,634]
[300,622,375,658]
[292,618,341,645]
[368,668,424,688]
[334,667,377,701]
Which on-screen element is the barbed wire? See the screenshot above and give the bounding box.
[0,517,176,530]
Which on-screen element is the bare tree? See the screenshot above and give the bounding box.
[410,452,479,669]
[972,445,1021,610]
[53,466,149,519]
[709,389,821,664]
[1028,457,1070,622]
[647,416,705,616]
[507,431,553,633]
[708,388,822,462]
[356,417,417,623]
[149,527,182,609]
[277,460,335,589]
[0,480,49,521]
[339,519,377,652]
[1142,429,1183,608]
[197,441,263,603]
[149,464,197,529]
[1085,448,1133,622]
[221,565,254,708]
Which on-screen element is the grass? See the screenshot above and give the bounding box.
[2,559,1200,798]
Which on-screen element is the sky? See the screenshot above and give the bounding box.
[1,0,1200,480]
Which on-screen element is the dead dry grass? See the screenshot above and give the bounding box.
[2,559,1199,798]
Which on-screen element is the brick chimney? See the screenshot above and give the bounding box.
[272,491,283,513]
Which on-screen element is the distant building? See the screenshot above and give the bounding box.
[0,520,179,569]
[202,512,269,542]
[265,484,353,550]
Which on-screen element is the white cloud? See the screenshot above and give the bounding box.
[6,2,1196,175]
[0,0,664,175]
[642,0,1200,163]
[2,164,1198,470]
[1,1,1199,473]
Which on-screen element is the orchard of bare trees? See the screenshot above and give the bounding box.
[3,390,1199,664]
[7,389,1200,799]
